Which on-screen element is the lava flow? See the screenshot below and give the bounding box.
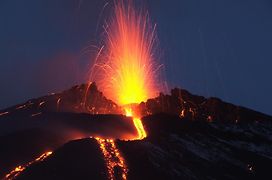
[95,137,128,180]
[125,108,147,140]
[5,151,52,180]
[93,108,146,179]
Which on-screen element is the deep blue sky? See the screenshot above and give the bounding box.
[1,0,272,115]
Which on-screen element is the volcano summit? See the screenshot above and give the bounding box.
[0,83,272,180]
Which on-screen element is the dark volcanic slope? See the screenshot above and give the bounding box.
[14,114,272,180]
[118,114,272,180]
[138,88,272,123]
[17,138,108,180]
[0,83,136,178]
[0,113,137,178]
[1,83,272,179]
[0,83,123,135]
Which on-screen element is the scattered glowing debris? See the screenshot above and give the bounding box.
[31,112,42,117]
[90,1,154,178]
[207,115,213,122]
[90,0,161,105]
[87,106,97,114]
[189,108,195,118]
[0,111,9,116]
[16,105,27,110]
[57,98,61,111]
[146,110,152,115]
[95,137,128,180]
[5,151,52,179]
[247,164,254,172]
[39,101,45,107]
[179,109,185,118]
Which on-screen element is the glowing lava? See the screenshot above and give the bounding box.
[95,137,128,180]
[91,0,160,105]
[125,108,147,140]
[94,109,146,180]
[91,1,156,179]
[5,151,52,180]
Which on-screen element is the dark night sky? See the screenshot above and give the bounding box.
[0,0,272,115]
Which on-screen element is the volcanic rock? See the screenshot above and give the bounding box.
[0,83,272,180]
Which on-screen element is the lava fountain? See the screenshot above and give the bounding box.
[90,0,161,106]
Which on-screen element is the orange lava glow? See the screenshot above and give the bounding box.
[5,151,52,179]
[91,0,160,105]
[95,137,128,180]
[125,108,147,140]
[132,117,147,139]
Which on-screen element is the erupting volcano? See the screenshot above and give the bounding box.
[1,0,272,180]
[90,0,155,135]
[89,2,154,178]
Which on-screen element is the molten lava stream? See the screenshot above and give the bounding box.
[132,117,147,140]
[95,137,128,180]
[5,151,52,180]
[125,108,147,140]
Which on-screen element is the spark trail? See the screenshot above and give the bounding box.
[0,111,9,116]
